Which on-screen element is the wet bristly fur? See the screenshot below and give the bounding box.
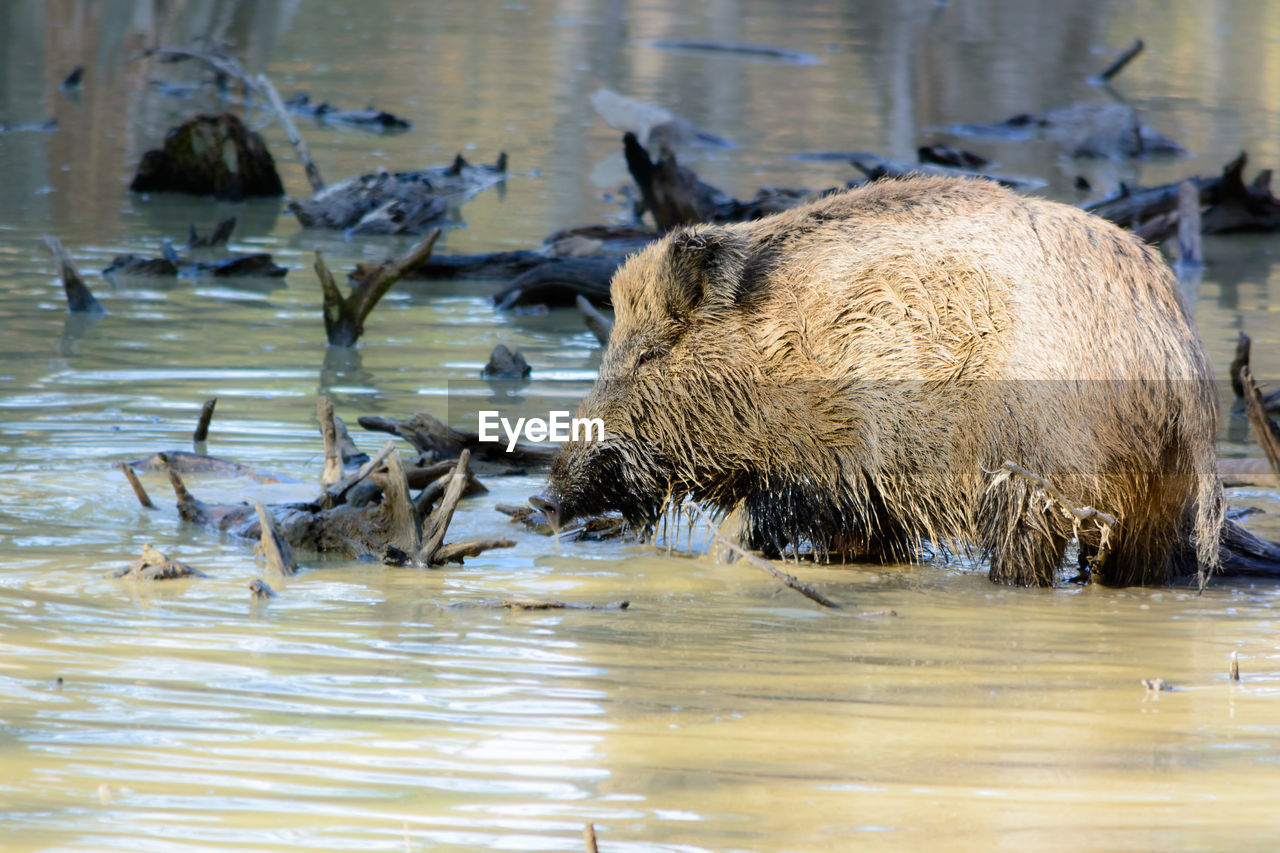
[541,176,1223,587]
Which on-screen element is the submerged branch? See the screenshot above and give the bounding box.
[683,501,841,609]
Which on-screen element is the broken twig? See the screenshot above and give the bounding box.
[117,462,154,508]
[1094,38,1144,84]
[193,397,217,444]
[684,501,840,609]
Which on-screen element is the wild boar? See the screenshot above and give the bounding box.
[532,176,1222,587]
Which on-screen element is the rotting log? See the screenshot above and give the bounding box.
[492,257,619,308]
[316,228,441,346]
[577,295,613,345]
[44,237,104,313]
[142,46,325,191]
[129,113,283,200]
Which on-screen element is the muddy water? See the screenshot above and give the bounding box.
[3,0,1280,850]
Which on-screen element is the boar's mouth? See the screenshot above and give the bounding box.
[531,443,670,534]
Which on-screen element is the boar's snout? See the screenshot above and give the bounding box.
[529,492,566,530]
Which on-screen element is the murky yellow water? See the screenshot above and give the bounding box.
[3,1,1280,850]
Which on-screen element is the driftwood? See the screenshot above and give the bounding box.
[1239,365,1280,479]
[917,144,989,169]
[577,295,613,345]
[254,501,298,575]
[193,398,217,443]
[318,397,344,487]
[951,102,1182,159]
[481,345,531,380]
[358,410,557,468]
[117,463,154,508]
[1176,179,1203,271]
[624,132,731,231]
[316,229,440,346]
[1093,38,1144,84]
[290,155,506,234]
[496,503,628,541]
[114,544,207,580]
[130,450,298,484]
[248,578,277,599]
[493,257,619,308]
[590,88,732,148]
[104,247,287,279]
[188,217,237,248]
[44,237,104,313]
[284,93,410,131]
[849,152,1044,191]
[142,46,325,191]
[1089,153,1280,240]
[684,501,840,609]
[130,113,283,200]
[648,40,821,66]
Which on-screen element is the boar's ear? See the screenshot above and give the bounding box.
[664,225,758,317]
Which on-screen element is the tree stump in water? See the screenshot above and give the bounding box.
[130,113,283,200]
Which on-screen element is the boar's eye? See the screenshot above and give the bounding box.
[635,348,660,373]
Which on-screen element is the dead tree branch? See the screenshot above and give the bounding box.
[684,501,841,609]
[315,228,441,346]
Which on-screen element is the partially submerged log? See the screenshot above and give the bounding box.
[315,228,441,346]
[492,257,619,308]
[648,39,821,66]
[284,93,411,131]
[1220,457,1278,488]
[129,113,284,200]
[188,217,237,248]
[950,102,1182,159]
[496,503,628,541]
[193,397,217,443]
[624,132,731,231]
[624,134,827,232]
[114,544,207,580]
[44,237,104,314]
[590,88,732,148]
[104,247,287,279]
[142,46,325,192]
[129,450,299,484]
[290,155,507,234]
[1087,153,1280,239]
[1092,38,1145,84]
[481,345,531,380]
